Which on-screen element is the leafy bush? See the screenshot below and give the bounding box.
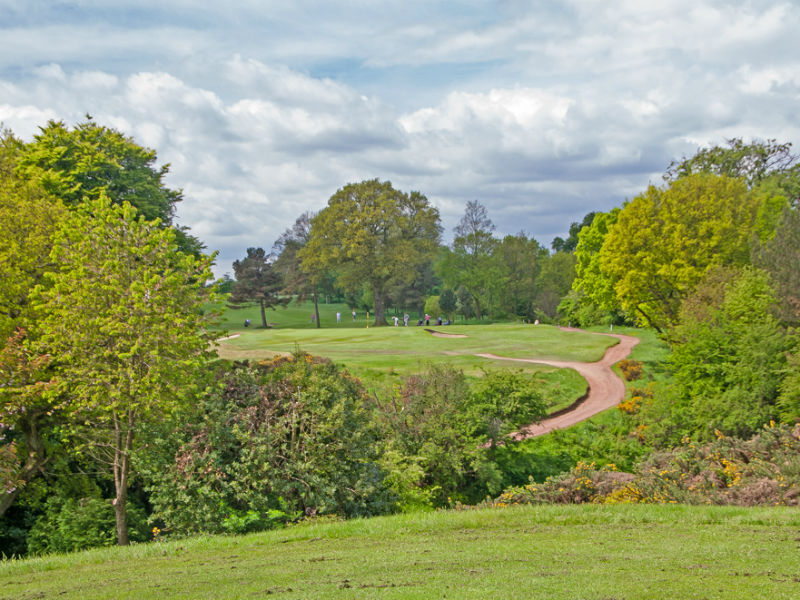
[142,353,393,536]
[27,496,149,555]
[485,423,800,508]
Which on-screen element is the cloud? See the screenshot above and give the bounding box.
[0,0,798,273]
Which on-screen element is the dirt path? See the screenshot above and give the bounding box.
[475,327,639,439]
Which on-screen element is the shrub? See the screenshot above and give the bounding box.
[618,359,643,381]
[142,353,393,536]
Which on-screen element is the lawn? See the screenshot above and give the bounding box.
[2,504,797,599]
[214,321,619,411]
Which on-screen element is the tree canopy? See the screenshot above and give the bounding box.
[300,179,441,326]
[29,197,216,544]
[229,248,288,328]
[592,174,757,331]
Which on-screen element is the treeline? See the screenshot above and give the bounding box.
[229,184,582,328]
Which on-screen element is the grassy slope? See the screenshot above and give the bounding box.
[2,504,797,599]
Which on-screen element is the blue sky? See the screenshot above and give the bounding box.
[2,0,799,276]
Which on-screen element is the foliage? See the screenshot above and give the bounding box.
[300,179,441,325]
[489,423,800,507]
[436,200,498,319]
[550,211,597,253]
[0,134,66,339]
[638,268,790,445]
[535,251,576,320]
[27,496,149,556]
[468,369,546,448]
[665,137,798,188]
[0,329,58,518]
[15,118,202,254]
[596,174,757,330]
[228,247,288,328]
[29,197,216,544]
[143,355,392,536]
[370,365,474,506]
[272,212,331,328]
[753,206,800,325]
[617,359,643,381]
[572,208,620,313]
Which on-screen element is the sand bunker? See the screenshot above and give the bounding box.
[424,328,468,338]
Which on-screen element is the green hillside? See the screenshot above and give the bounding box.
[1,504,797,599]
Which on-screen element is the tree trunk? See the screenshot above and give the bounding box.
[372,287,388,326]
[112,411,134,546]
[313,289,321,329]
[259,299,268,328]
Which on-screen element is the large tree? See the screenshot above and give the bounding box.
[229,248,288,328]
[16,118,203,254]
[300,180,441,326]
[596,174,757,331]
[30,197,216,545]
[665,138,798,188]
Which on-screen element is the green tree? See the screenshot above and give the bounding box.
[30,197,216,545]
[572,208,620,312]
[437,200,498,319]
[665,138,798,188]
[0,131,66,339]
[300,180,441,326]
[754,206,800,325]
[551,211,597,253]
[16,118,202,254]
[229,247,288,328]
[492,233,548,319]
[273,212,335,328]
[535,251,576,320]
[597,174,757,331]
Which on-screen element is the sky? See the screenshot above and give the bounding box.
[2,1,799,276]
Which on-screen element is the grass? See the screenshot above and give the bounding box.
[214,321,614,410]
[2,504,798,599]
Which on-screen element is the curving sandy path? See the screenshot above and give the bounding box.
[475,327,639,439]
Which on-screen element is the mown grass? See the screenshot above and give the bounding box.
[2,504,797,599]
[214,322,613,410]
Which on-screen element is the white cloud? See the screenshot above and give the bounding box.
[0,0,798,273]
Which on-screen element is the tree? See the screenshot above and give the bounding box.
[30,197,216,545]
[437,200,498,319]
[534,252,576,320]
[597,174,757,331]
[273,212,328,328]
[492,233,548,319]
[754,207,800,325]
[0,130,66,339]
[665,138,798,188]
[16,118,203,255]
[229,248,288,328]
[551,211,597,253]
[143,355,391,534]
[300,180,441,326]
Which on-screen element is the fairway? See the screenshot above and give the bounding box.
[215,323,617,409]
[2,504,797,599]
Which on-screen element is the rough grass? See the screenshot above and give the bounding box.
[2,504,798,599]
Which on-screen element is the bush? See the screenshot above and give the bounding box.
[485,423,800,508]
[617,359,643,381]
[27,496,149,555]
[143,353,393,536]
